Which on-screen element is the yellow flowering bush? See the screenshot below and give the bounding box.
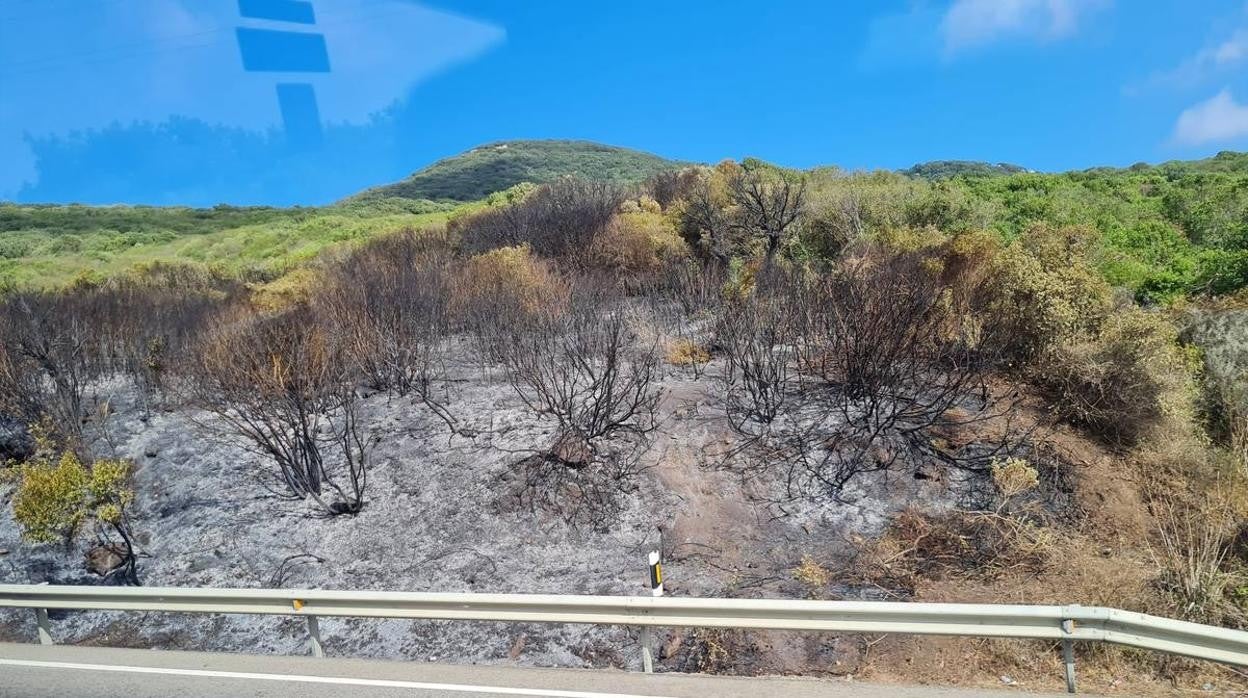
[8,447,133,546]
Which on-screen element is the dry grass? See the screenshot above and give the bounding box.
[589,207,688,275]
[851,508,1054,595]
[453,244,568,318]
[1229,408,1248,480]
[852,457,1054,594]
[846,406,1248,694]
[248,266,320,311]
[1147,490,1245,627]
[664,338,711,367]
[791,554,832,599]
[853,537,1244,695]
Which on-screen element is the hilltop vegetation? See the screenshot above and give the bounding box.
[901,160,1028,179]
[8,143,1248,306]
[1127,149,1248,175]
[354,140,682,202]
[0,141,687,288]
[902,149,1248,180]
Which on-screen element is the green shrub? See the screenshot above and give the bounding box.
[991,224,1113,361]
[1036,308,1197,447]
[8,444,133,547]
[590,206,688,275]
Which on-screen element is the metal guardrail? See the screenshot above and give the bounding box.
[2,584,1248,693]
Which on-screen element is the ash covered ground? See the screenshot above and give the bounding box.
[0,357,968,672]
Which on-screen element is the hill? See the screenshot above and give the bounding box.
[901,160,1029,179]
[7,145,1248,295]
[354,140,684,202]
[1108,150,1248,175]
[901,150,1248,180]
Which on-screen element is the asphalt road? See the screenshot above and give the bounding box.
[0,643,1063,698]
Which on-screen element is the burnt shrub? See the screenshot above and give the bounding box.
[316,232,454,402]
[493,277,662,448]
[643,168,702,210]
[313,230,460,431]
[0,268,233,449]
[486,276,662,524]
[184,304,372,515]
[0,291,101,449]
[716,247,1023,501]
[87,273,233,412]
[456,178,626,264]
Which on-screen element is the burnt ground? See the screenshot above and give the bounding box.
[3,350,1214,695]
[0,348,969,668]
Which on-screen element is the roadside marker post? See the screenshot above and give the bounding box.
[640,551,663,673]
[648,552,663,597]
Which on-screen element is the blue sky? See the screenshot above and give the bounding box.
[4,0,1248,205]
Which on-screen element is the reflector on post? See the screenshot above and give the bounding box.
[640,550,664,673]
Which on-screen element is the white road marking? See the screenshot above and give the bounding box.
[0,658,678,698]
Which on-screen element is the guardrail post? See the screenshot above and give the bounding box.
[306,615,324,658]
[33,608,53,645]
[1061,618,1076,694]
[639,627,654,673]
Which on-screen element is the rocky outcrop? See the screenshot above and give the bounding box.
[84,544,127,577]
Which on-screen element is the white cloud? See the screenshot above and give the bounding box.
[940,0,1107,53]
[1213,29,1248,65]
[1173,89,1248,145]
[1135,28,1248,92]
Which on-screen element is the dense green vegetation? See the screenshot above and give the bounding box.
[6,142,1248,305]
[353,140,682,202]
[0,198,460,288]
[1130,149,1248,175]
[799,162,1248,304]
[901,160,1028,179]
[963,170,1248,302]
